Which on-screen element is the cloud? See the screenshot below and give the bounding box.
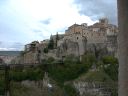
[33,29,42,33]
[74,0,117,24]
[11,42,24,48]
[0,41,24,51]
[0,0,99,51]
[40,18,51,25]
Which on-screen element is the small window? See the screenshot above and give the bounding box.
[77,37,79,39]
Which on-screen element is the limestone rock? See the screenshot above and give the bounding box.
[56,36,87,58]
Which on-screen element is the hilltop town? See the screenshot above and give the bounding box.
[11,18,118,64]
[1,18,118,96]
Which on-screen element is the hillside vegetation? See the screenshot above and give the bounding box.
[0,52,118,96]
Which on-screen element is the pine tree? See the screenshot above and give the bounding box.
[48,35,54,49]
[55,32,59,48]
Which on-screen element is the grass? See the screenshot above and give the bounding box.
[75,70,113,82]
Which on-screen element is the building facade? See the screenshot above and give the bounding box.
[64,18,118,56]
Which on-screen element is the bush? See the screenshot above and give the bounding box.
[102,56,118,81]
[48,36,54,49]
[47,57,55,64]
[48,63,88,84]
[81,53,96,69]
[10,68,44,81]
[43,47,48,53]
[0,80,5,95]
[64,85,77,96]
[64,55,80,65]
[102,56,118,65]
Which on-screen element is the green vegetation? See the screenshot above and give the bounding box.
[102,56,118,81]
[10,82,30,96]
[0,70,5,95]
[102,56,118,65]
[64,54,80,64]
[64,85,78,96]
[48,35,54,49]
[43,47,49,53]
[47,55,91,85]
[0,79,5,95]
[78,70,113,82]
[81,53,96,69]
[10,67,44,81]
[55,32,59,48]
[0,52,118,96]
[47,57,55,63]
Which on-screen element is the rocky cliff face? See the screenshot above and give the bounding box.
[73,81,117,96]
[56,36,87,58]
[56,39,79,57]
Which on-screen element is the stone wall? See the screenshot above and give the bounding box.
[73,81,117,96]
[12,51,38,64]
[56,34,87,58]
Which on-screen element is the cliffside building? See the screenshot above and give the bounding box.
[64,18,118,56]
[13,18,118,64]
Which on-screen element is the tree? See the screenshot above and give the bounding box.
[43,47,48,53]
[48,35,54,49]
[64,85,77,96]
[63,54,80,65]
[102,56,118,81]
[102,56,118,65]
[55,32,59,48]
[81,53,96,69]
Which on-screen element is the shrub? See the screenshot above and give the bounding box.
[43,47,48,53]
[64,85,77,96]
[64,55,80,65]
[102,56,118,81]
[81,53,96,69]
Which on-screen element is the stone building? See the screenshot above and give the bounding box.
[64,18,118,56]
[12,41,41,64]
[13,18,118,64]
[25,41,40,52]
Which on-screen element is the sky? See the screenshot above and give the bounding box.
[0,0,117,51]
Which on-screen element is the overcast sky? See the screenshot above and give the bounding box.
[0,0,117,51]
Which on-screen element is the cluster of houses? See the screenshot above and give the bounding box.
[12,18,118,64]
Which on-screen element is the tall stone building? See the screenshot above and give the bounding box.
[63,18,118,56]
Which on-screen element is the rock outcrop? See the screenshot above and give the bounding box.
[56,36,87,58]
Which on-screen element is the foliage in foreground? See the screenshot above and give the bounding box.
[102,56,118,81]
[47,54,93,85]
[10,67,44,81]
[64,85,78,96]
[0,79,5,95]
[0,52,119,95]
